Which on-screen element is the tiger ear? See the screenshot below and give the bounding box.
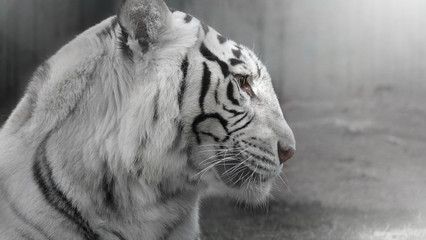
[118,0,173,52]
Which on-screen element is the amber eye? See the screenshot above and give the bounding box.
[234,74,254,97]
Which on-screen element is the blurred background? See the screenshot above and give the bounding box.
[1,0,426,239]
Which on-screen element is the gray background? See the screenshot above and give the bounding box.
[0,0,118,101]
[1,0,426,239]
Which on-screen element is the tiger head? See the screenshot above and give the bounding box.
[118,0,295,205]
[185,29,296,204]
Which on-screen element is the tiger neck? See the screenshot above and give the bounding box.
[31,14,203,233]
[41,128,202,236]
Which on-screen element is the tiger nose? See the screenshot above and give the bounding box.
[277,142,295,164]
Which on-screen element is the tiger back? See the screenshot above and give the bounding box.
[0,0,295,239]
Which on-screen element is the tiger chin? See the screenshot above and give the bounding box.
[0,0,295,239]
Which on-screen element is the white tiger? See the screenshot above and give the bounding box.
[0,0,295,239]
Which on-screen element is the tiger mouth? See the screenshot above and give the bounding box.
[214,158,280,188]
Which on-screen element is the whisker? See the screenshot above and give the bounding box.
[223,166,246,185]
[242,162,258,187]
[280,170,290,184]
[196,148,242,154]
[194,155,237,177]
[233,168,253,186]
[221,156,252,176]
[199,151,241,165]
[278,173,292,194]
[197,143,237,147]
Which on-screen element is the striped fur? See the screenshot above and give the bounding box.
[0,0,295,239]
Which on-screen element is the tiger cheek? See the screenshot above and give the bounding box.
[197,118,228,142]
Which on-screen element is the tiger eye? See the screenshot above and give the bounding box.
[235,75,254,97]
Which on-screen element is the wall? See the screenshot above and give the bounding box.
[167,0,426,103]
[0,0,118,101]
[2,0,426,104]
[280,0,426,102]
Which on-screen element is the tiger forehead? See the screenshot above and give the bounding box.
[206,30,262,76]
[172,9,263,76]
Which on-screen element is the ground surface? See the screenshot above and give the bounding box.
[1,92,425,240]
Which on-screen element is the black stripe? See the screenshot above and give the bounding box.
[244,157,272,172]
[244,150,276,165]
[102,169,116,210]
[227,81,240,106]
[214,80,220,105]
[239,152,273,171]
[200,43,229,78]
[230,58,245,66]
[200,131,222,142]
[184,14,193,23]
[178,56,189,110]
[199,62,211,112]
[240,139,274,156]
[153,89,160,122]
[117,23,134,62]
[217,34,227,44]
[231,112,248,126]
[199,43,217,61]
[33,137,99,240]
[233,133,246,139]
[192,113,229,144]
[201,22,210,34]
[222,105,244,116]
[0,130,52,240]
[232,48,242,59]
[250,136,269,145]
[229,116,254,135]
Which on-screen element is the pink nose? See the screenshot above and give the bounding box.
[277,142,295,164]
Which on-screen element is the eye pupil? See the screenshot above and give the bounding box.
[237,75,247,86]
